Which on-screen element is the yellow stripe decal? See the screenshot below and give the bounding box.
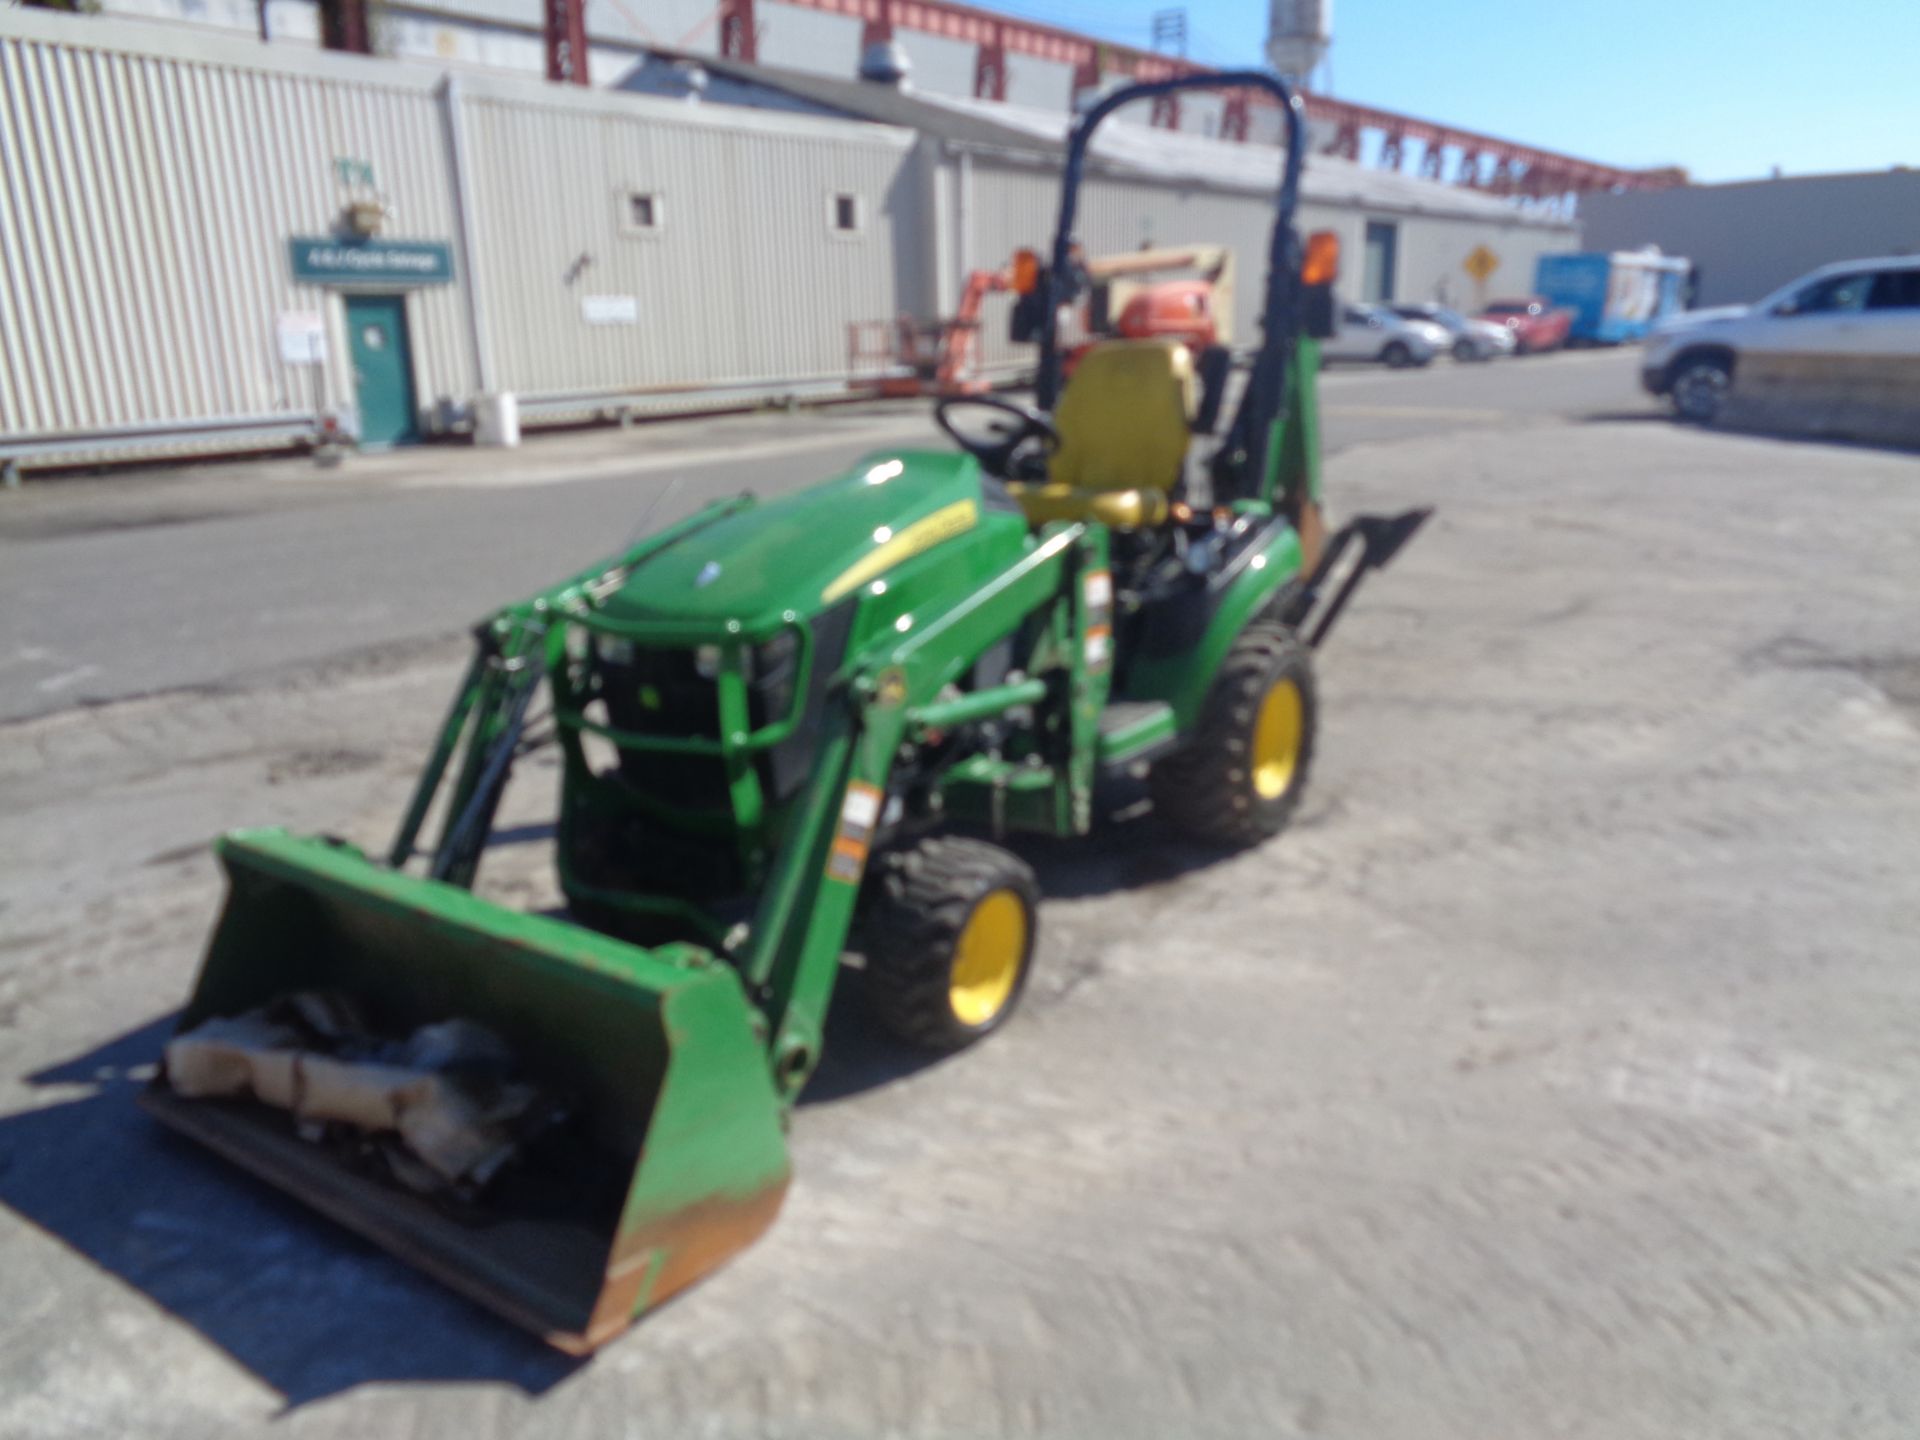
[822,500,978,603]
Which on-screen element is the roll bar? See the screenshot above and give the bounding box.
[1034,72,1309,503]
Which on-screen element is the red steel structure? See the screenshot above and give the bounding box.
[545,0,591,83]
[317,0,1684,191]
[708,0,1680,194]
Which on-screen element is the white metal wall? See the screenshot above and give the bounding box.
[0,10,476,439]
[1583,172,1920,307]
[962,155,1575,368]
[459,81,926,396]
[1386,210,1577,310]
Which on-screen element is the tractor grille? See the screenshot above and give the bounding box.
[575,602,855,907]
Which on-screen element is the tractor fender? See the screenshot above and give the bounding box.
[1124,519,1304,732]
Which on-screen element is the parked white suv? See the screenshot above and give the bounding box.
[1642,255,1920,422]
[1322,303,1437,368]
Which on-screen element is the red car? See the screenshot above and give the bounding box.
[1480,297,1574,354]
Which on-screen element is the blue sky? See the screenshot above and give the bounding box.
[986,0,1920,182]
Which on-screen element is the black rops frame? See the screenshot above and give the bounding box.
[1033,72,1308,500]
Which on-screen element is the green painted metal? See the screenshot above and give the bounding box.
[907,677,1049,733]
[387,645,488,868]
[1096,702,1177,762]
[744,521,1101,1091]
[175,828,789,1349]
[553,619,814,756]
[590,450,990,632]
[1124,521,1307,731]
[1264,336,1324,508]
[940,758,1062,834]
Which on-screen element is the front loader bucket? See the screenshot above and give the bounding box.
[142,829,791,1353]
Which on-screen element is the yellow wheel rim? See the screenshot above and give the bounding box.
[949,890,1028,1028]
[1251,678,1304,801]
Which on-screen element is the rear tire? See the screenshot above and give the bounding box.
[1151,624,1317,848]
[861,835,1039,1052]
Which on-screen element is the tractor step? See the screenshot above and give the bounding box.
[1097,700,1179,774]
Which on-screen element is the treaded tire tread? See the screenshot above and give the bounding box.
[862,835,1039,1052]
[1149,623,1317,848]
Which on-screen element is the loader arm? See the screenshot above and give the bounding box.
[387,495,757,886]
[745,524,1098,1097]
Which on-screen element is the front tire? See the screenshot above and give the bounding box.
[1151,624,1318,848]
[1670,355,1731,424]
[1382,341,1413,368]
[861,836,1039,1051]
[1452,337,1478,362]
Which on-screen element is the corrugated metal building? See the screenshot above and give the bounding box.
[1583,170,1920,308]
[0,7,928,466]
[90,0,1248,139]
[0,11,476,450]
[0,8,1574,471]
[625,53,1579,369]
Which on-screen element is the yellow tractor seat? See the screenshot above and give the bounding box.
[1008,341,1196,530]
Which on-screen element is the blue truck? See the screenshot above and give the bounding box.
[1534,249,1694,345]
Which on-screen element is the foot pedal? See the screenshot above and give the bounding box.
[1097,700,1178,776]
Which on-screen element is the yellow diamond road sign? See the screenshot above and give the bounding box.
[1464,245,1500,283]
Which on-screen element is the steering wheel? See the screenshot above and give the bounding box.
[934,395,1061,475]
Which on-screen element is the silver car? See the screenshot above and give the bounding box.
[1321,303,1437,367]
[1391,302,1514,361]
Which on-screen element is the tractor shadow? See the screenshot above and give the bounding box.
[800,993,949,1105]
[803,800,1240,1106]
[1000,783,1246,902]
[0,1016,583,1410]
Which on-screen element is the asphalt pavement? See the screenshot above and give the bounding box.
[0,350,1647,724]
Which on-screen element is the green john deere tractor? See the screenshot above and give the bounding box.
[146,72,1427,1351]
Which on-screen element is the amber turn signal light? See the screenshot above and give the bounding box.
[1011,248,1042,295]
[1301,230,1340,286]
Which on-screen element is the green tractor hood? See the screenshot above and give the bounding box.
[601,450,995,632]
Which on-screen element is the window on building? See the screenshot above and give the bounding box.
[831,193,864,235]
[622,190,663,235]
[1362,220,1399,304]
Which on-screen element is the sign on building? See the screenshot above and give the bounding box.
[582,294,640,325]
[288,237,455,287]
[276,311,328,365]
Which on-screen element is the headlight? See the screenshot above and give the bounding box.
[595,635,635,665]
[693,644,724,679]
[753,628,799,677]
[751,629,802,720]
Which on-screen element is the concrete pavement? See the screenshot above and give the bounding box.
[5,352,1919,1438]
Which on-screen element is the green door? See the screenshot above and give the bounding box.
[345,294,419,447]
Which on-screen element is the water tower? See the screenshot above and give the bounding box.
[1267,0,1331,86]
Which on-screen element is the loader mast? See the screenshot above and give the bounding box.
[746,523,1107,1098]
